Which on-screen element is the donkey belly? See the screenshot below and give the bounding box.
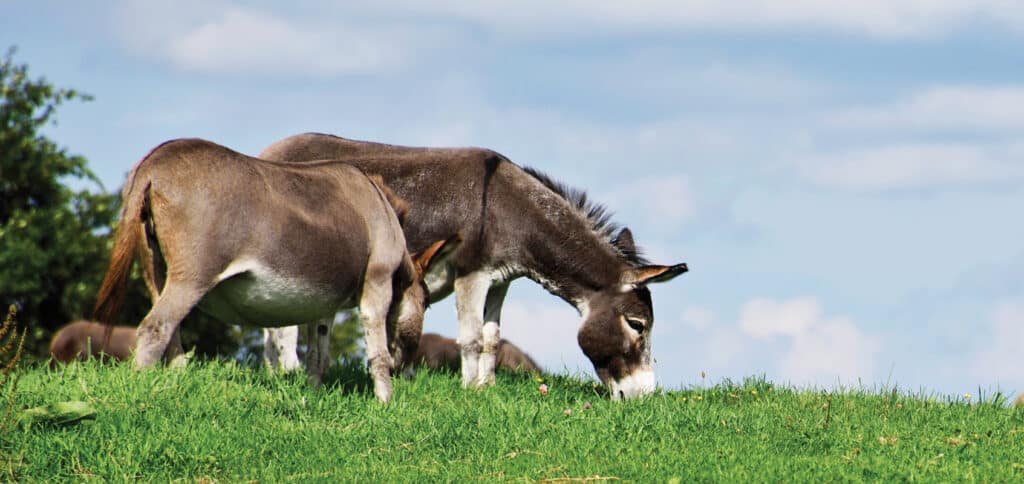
[198,271,347,327]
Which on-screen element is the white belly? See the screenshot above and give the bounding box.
[197,259,348,327]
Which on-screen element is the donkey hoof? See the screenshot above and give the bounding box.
[169,354,190,369]
[374,382,394,403]
[475,375,496,387]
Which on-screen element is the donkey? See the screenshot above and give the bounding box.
[48,320,136,364]
[412,332,541,374]
[92,138,456,402]
[259,133,688,399]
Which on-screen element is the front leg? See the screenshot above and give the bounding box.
[454,272,493,388]
[360,268,397,402]
[263,326,301,372]
[477,281,509,386]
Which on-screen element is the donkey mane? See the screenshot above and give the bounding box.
[522,167,649,266]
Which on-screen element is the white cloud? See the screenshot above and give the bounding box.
[800,143,1024,191]
[166,8,408,76]
[798,84,1024,191]
[680,306,716,332]
[373,0,1024,39]
[739,297,880,384]
[499,299,591,374]
[111,1,1024,80]
[740,297,821,338]
[830,86,1024,133]
[114,2,454,77]
[778,317,880,384]
[604,175,697,233]
[970,302,1024,389]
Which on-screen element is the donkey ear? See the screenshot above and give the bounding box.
[612,228,636,254]
[412,234,462,275]
[621,263,688,289]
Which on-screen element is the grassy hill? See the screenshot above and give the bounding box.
[3,360,1023,481]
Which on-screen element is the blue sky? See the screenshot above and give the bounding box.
[4,1,1023,396]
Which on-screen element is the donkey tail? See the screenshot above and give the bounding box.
[92,174,149,331]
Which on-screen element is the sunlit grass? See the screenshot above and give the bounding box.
[3,359,1023,481]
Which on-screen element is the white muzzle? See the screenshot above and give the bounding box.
[609,366,656,400]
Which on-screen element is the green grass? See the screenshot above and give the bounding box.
[3,359,1023,482]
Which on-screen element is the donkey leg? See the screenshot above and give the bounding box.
[454,272,492,388]
[303,318,333,387]
[476,281,510,387]
[391,285,423,375]
[264,326,302,372]
[360,271,396,402]
[134,282,205,368]
[165,327,188,368]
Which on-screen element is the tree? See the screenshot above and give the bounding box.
[0,47,243,360]
[1,48,369,366]
[1,46,119,357]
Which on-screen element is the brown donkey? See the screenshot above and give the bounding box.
[412,333,541,374]
[49,320,136,364]
[260,133,688,399]
[93,138,456,402]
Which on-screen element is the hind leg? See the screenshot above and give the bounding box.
[477,281,509,386]
[165,328,188,368]
[135,223,192,367]
[303,318,333,387]
[134,281,205,368]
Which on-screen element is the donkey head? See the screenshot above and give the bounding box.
[393,234,462,368]
[577,229,688,400]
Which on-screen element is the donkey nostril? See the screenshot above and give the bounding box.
[618,390,625,399]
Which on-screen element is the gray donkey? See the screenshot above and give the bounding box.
[259,134,687,399]
[92,138,456,402]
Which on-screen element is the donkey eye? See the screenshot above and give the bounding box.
[626,318,646,334]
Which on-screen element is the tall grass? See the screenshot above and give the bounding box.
[0,305,27,436]
[4,359,1023,481]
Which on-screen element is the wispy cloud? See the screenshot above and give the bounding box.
[499,299,591,374]
[739,297,880,384]
[740,298,822,338]
[970,302,1024,390]
[800,143,1024,191]
[604,175,697,234]
[371,0,1024,39]
[680,306,716,332]
[829,86,1024,133]
[113,2,456,77]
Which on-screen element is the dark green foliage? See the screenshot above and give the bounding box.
[0,46,127,357]
[0,47,239,360]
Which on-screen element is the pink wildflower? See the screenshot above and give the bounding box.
[564,408,572,416]
[539,383,548,395]
[583,402,592,409]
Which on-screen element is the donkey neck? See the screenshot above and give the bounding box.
[510,185,629,309]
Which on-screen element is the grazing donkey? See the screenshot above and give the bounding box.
[260,133,688,399]
[412,332,541,374]
[48,320,136,364]
[92,138,455,402]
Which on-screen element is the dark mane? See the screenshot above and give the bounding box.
[522,167,649,266]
